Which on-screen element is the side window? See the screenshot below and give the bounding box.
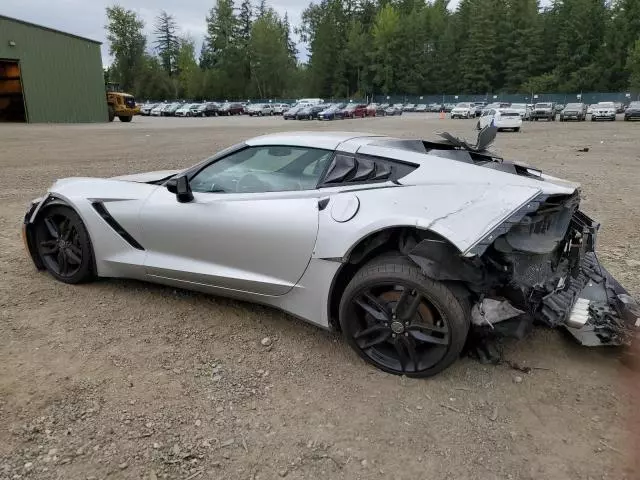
[190,146,333,194]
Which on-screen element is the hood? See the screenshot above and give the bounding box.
[111,170,180,183]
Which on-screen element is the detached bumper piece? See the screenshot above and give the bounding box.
[540,252,639,346]
[538,211,639,347]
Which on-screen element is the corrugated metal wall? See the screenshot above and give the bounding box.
[0,16,108,123]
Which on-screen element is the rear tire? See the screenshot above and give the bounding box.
[339,256,470,378]
[118,116,132,122]
[34,205,95,284]
[514,127,520,132]
[108,105,115,122]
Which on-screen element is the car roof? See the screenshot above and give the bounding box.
[246,131,386,150]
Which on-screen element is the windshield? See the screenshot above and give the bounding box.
[565,103,581,109]
[629,102,640,108]
[510,103,525,109]
[598,102,614,107]
[455,103,470,108]
[536,103,552,108]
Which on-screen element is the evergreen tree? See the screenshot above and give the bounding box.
[153,11,180,76]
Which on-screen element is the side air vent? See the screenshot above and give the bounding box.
[320,153,416,186]
[91,202,145,250]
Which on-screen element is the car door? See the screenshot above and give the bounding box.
[139,144,334,297]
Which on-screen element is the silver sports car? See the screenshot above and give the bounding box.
[23,128,639,377]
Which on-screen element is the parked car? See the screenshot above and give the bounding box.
[402,104,416,112]
[194,102,219,117]
[283,105,304,120]
[219,102,244,116]
[247,104,273,116]
[175,103,199,117]
[415,104,428,113]
[474,102,487,117]
[559,103,587,121]
[271,104,289,115]
[477,108,522,132]
[623,101,640,121]
[531,102,556,121]
[296,104,326,120]
[554,104,565,113]
[24,129,638,378]
[366,103,385,117]
[443,103,456,113]
[162,103,181,117]
[509,103,532,120]
[450,103,475,119]
[614,102,625,114]
[384,105,403,116]
[140,103,158,116]
[587,104,596,115]
[341,103,368,119]
[318,104,345,121]
[591,102,616,121]
[150,104,165,116]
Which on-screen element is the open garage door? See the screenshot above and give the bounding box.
[0,60,27,122]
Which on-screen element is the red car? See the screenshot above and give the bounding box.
[341,103,367,118]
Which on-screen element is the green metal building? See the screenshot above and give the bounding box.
[0,15,108,123]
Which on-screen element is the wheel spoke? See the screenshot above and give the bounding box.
[39,240,59,255]
[404,336,420,371]
[354,323,388,340]
[358,330,392,349]
[396,290,422,322]
[60,219,72,240]
[57,251,68,275]
[354,291,390,322]
[408,326,449,345]
[408,322,449,334]
[392,339,410,372]
[65,247,82,265]
[43,217,60,239]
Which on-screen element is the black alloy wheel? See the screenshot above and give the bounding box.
[340,257,469,378]
[35,206,94,284]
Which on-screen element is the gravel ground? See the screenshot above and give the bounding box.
[1,114,639,480]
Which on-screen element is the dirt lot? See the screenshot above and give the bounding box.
[1,114,639,480]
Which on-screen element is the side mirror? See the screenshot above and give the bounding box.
[166,175,194,203]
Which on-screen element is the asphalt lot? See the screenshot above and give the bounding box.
[1,113,639,479]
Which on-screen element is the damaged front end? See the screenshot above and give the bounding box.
[406,192,639,351]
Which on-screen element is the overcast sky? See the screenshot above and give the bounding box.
[1,0,469,66]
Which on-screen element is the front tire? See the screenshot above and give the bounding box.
[119,116,132,122]
[339,256,470,378]
[108,106,115,122]
[34,205,95,284]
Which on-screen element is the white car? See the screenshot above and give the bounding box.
[509,103,531,120]
[450,103,475,119]
[271,104,289,115]
[247,104,274,116]
[175,104,198,117]
[478,108,522,132]
[591,102,616,121]
[140,103,158,116]
[150,104,166,116]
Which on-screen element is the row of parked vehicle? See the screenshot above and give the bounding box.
[138,99,411,119]
[447,100,640,123]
